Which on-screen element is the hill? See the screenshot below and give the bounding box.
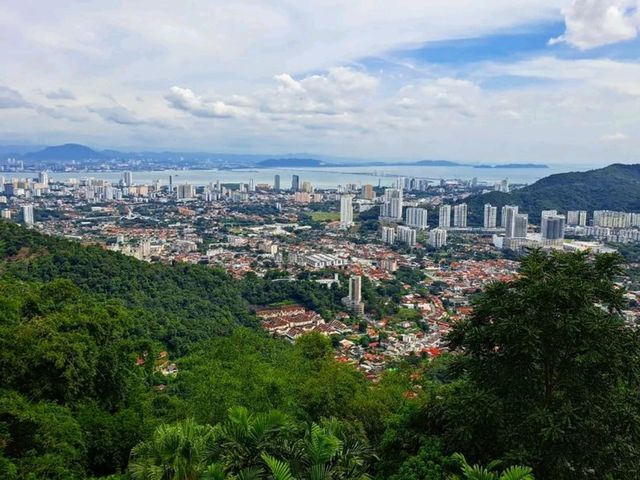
[24,143,104,161]
[0,222,255,354]
[467,163,640,224]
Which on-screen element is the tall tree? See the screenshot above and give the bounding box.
[448,250,640,479]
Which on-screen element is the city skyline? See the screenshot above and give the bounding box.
[1,1,639,164]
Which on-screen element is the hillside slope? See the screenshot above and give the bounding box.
[467,163,640,224]
[0,222,256,354]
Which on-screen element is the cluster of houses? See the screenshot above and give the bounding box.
[257,304,352,341]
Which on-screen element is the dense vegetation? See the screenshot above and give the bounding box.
[467,163,640,224]
[1,223,640,479]
[0,222,255,355]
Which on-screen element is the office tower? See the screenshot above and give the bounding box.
[291,175,300,192]
[542,214,566,246]
[38,171,49,186]
[438,204,451,229]
[123,171,133,187]
[429,228,448,248]
[361,184,375,201]
[540,210,558,238]
[340,195,354,229]
[405,207,428,229]
[380,188,403,220]
[483,203,497,228]
[502,205,519,230]
[274,175,281,191]
[453,203,468,228]
[397,226,417,246]
[22,204,34,226]
[342,275,365,315]
[177,183,195,199]
[381,226,396,244]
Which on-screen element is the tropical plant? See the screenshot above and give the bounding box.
[448,453,534,480]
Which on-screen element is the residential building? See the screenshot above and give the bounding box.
[405,207,428,229]
[483,203,497,228]
[397,225,417,246]
[340,195,354,229]
[438,204,451,229]
[453,203,468,228]
[429,228,447,248]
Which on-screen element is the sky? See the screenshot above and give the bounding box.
[1,0,639,165]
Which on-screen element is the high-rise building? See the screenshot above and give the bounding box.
[361,184,375,201]
[397,226,417,246]
[381,226,396,244]
[1,209,11,219]
[483,204,497,228]
[380,188,403,220]
[342,275,365,315]
[453,203,468,228]
[22,204,34,226]
[38,171,49,186]
[123,171,133,187]
[500,205,517,228]
[503,205,520,234]
[274,175,281,192]
[429,228,447,248]
[542,215,566,246]
[438,204,451,229]
[177,183,195,200]
[405,207,428,229]
[301,181,313,193]
[540,210,558,239]
[291,175,300,192]
[340,195,354,230]
[249,179,255,192]
[567,210,588,226]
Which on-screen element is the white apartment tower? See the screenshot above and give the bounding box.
[340,195,354,229]
[483,204,497,228]
[404,207,428,229]
[438,204,451,229]
[452,203,468,228]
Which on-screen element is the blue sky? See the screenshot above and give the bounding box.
[1,0,639,165]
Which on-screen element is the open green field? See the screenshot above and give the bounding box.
[310,211,340,221]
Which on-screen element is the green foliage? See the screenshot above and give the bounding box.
[467,163,640,224]
[0,221,256,356]
[447,250,640,478]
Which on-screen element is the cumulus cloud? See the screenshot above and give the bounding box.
[550,0,640,49]
[165,86,248,118]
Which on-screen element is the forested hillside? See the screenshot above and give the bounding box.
[467,163,640,224]
[2,223,640,479]
[0,222,256,354]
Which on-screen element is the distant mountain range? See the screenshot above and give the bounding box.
[467,163,640,224]
[4,143,549,169]
[24,143,104,161]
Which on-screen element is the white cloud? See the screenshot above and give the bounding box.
[165,86,249,119]
[601,131,628,141]
[550,0,640,49]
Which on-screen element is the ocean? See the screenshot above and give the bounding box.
[46,163,587,189]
